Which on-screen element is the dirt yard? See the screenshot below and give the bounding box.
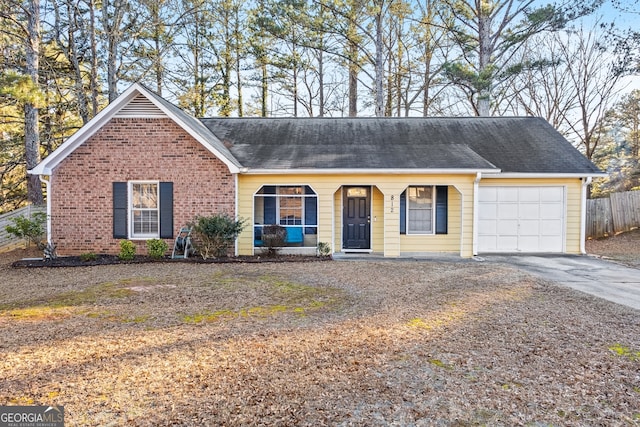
[586,228,640,268]
[1,238,639,426]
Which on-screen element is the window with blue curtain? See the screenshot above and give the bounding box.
[254,185,318,247]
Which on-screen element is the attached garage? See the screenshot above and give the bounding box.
[478,186,566,253]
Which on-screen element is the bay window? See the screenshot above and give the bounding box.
[254,185,318,247]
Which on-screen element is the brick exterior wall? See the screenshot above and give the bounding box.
[51,118,235,255]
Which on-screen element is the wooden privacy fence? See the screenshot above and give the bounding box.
[586,190,640,239]
[0,204,46,252]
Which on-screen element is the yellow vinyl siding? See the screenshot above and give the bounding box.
[238,174,584,257]
[478,178,584,254]
[237,173,477,257]
[372,187,384,252]
[400,186,463,254]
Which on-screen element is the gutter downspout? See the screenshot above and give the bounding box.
[38,175,52,246]
[472,172,482,256]
[234,172,239,257]
[580,177,592,254]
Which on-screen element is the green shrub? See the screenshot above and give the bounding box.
[190,213,246,259]
[5,211,46,247]
[317,241,331,257]
[80,252,98,262]
[118,240,137,261]
[146,239,168,259]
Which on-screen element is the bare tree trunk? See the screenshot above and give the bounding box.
[476,7,492,116]
[88,0,99,116]
[386,57,393,116]
[25,0,43,205]
[234,5,243,117]
[55,0,90,124]
[318,48,324,117]
[374,8,384,117]
[153,4,163,95]
[261,60,268,117]
[347,4,358,118]
[102,0,127,103]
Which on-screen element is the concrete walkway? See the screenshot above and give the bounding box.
[482,255,640,311]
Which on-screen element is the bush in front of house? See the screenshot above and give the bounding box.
[262,224,287,256]
[317,241,331,257]
[146,238,168,259]
[118,240,137,261]
[5,211,46,247]
[80,252,98,262]
[189,213,246,260]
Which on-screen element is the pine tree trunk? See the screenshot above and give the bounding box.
[374,11,384,117]
[476,7,492,116]
[25,0,43,205]
[88,0,99,117]
[348,39,358,117]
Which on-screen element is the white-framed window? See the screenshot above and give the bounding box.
[129,181,159,238]
[277,186,304,225]
[407,185,434,234]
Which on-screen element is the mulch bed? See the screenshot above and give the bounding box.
[11,254,332,268]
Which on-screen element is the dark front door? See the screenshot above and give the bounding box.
[343,186,371,249]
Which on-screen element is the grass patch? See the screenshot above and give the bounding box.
[3,306,74,321]
[609,343,640,361]
[48,283,135,307]
[428,358,454,370]
[183,309,237,324]
[182,277,343,324]
[0,282,136,320]
[407,317,431,329]
[183,304,311,324]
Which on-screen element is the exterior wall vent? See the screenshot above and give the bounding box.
[115,95,167,118]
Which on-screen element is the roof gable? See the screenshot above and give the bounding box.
[29,84,241,175]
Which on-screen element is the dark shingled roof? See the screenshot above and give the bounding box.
[199,117,601,174]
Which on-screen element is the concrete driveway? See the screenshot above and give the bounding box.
[482,255,640,310]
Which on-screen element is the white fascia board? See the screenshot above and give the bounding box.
[481,172,607,179]
[28,84,144,176]
[241,168,501,175]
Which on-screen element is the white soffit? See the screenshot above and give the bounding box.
[114,94,167,118]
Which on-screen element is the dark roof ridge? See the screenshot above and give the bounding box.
[200,115,540,120]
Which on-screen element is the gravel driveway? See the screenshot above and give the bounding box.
[1,243,640,426]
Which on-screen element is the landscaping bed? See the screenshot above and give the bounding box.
[11,253,331,268]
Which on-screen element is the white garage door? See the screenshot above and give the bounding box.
[478,186,565,253]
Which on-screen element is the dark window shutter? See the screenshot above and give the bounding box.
[399,191,406,234]
[305,197,317,225]
[304,196,318,234]
[159,182,173,239]
[435,186,448,234]
[113,182,128,238]
[264,197,276,224]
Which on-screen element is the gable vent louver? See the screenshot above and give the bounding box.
[115,95,167,118]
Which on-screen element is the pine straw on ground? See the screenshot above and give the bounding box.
[1,246,639,426]
[586,228,640,268]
